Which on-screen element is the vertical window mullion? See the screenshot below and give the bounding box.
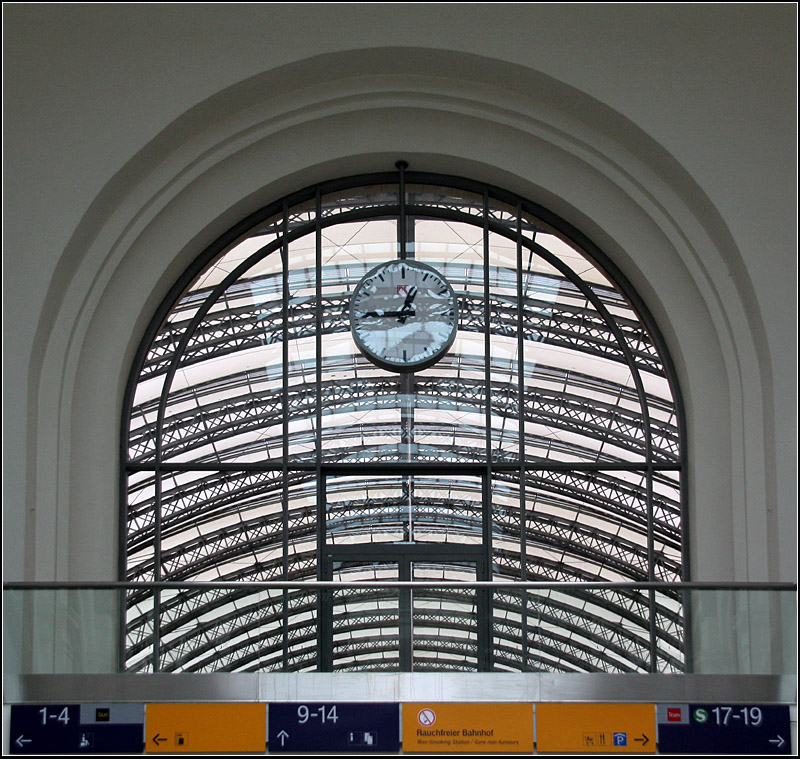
[153,360,164,673]
[397,160,408,260]
[516,201,527,672]
[281,201,290,670]
[648,466,658,672]
[152,472,162,673]
[315,189,326,670]
[482,189,492,671]
[315,188,323,478]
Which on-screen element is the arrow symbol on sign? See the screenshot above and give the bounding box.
[277,729,289,746]
[152,733,167,746]
[769,736,785,748]
[15,735,32,748]
[634,734,650,746]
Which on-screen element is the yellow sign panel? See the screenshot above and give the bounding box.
[146,703,266,753]
[402,703,533,753]
[536,703,656,753]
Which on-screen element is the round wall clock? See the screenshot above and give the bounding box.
[349,259,459,372]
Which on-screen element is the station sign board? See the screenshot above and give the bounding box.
[656,703,791,754]
[145,703,265,753]
[536,703,656,753]
[268,702,399,752]
[9,704,145,754]
[402,703,533,753]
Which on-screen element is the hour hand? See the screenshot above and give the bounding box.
[361,309,416,318]
[397,286,418,323]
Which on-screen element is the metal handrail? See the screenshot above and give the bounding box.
[4,580,796,591]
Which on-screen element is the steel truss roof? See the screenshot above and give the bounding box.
[127,584,682,674]
[130,355,677,465]
[123,170,685,675]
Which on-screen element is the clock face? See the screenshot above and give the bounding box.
[350,260,459,371]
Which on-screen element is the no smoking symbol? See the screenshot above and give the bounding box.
[418,708,436,726]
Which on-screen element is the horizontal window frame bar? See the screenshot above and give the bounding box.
[125,461,682,473]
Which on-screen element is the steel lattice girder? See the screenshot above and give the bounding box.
[129,336,678,463]
[138,285,663,386]
[126,583,679,673]
[129,371,677,464]
[126,489,680,602]
[126,465,680,574]
[126,555,683,668]
[143,562,680,637]
[131,493,666,585]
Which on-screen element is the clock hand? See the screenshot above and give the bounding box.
[361,309,416,318]
[397,286,418,324]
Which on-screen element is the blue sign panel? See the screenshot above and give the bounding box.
[268,702,400,752]
[657,703,791,754]
[9,704,145,754]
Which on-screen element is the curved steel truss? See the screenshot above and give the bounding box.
[123,168,686,674]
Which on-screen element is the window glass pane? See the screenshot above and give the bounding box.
[525,587,653,672]
[326,475,483,546]
[412,561,478,671]
[331,562,400,671]
[124,176,683,674]
[160,250,284,465]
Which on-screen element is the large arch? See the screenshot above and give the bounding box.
[21,47,772,587]
[4,9,792,680]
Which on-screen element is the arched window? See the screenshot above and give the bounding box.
[122,167,685,673]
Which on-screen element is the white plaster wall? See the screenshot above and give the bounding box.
[3,4,796,585]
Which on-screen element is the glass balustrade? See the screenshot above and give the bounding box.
[4,583,795,677]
